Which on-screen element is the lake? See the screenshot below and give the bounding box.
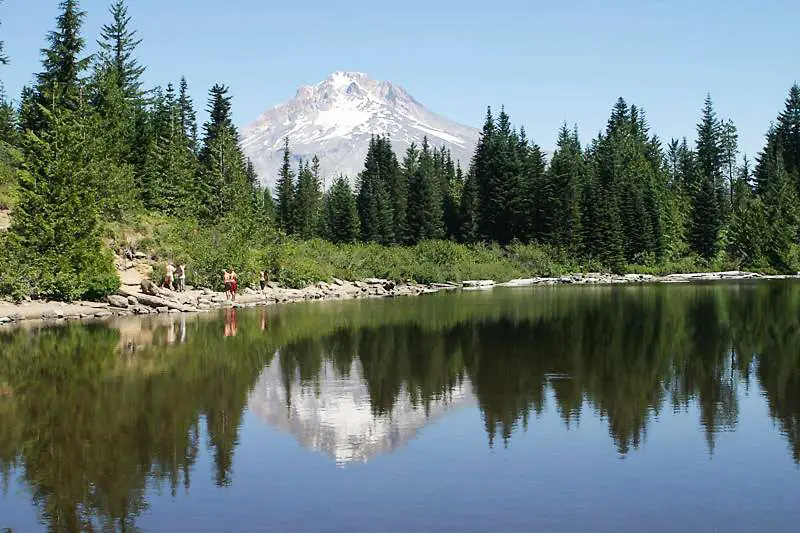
[1,282,799,532]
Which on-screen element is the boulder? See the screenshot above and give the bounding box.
[95,311,112,318]
[197,298,212,306]
[140,279,159,296]
[156,306,169,314]
[132,306,151,315]
[244,287,257,295]
[41,310,64,320]
[267,281,281,290]
[0,316,10,324]
[364,278,388,285]
[7,313,22,322]
[168,309,181,314]
[127,296,139,306]
[462,280,496,288]
[211,295,225,303]
[383,280,396,291]
[331,277,346,286]
[107,295,129,309]
[202,288,214,295]
[197,303,212,310]
[64,315,81,321]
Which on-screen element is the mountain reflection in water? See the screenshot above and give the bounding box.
[0,282,799,531]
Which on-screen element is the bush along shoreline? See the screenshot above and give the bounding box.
[2,2,800,305]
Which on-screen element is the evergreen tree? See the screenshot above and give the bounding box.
[178,77,198,152]
[322,176,359,243]
[728,158,766,267]
[776,84,800,192]
[97,0,144,101]
[33,0,91,125]
[458,169,478,243]
[760,147,799,271]
[357,136,393,243]
[406,137,444,242]
[720,119,739,205]
[292,156,323,239]
[690,96,725,259]
[546,124,583,247]
[8,104,119,300]
[0,1,8,66]
[274,137,295,233]
[197,84,246,222]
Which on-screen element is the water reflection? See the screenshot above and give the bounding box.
[0,282,799,530]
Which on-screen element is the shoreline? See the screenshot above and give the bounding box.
[1,270,798,327]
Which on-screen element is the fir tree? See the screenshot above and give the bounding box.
[761,147,799,271]
[97,0,145,101]
[292,157,323,239]
[406,137,444,242]
[728,158,766,267]
[0,1,8,66]
[34,0,90,119]
[322,176,359,243]
[8,105,119,300]
[547,124,584,249]
[178,77,198,152]
[694,94,726,224]
[357,136,393,243]
[458,169,478,243]
[776,84,800,191]
[274,137,295,233]
[197,84,246,222]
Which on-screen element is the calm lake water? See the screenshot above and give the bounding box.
[1,282,799,532]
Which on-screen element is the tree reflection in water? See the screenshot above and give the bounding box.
[0,281,799,530]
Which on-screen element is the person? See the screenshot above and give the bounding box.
[223,269,232,300]
[164,262,175,290]
[230,269,238,301]
[177,264,187,292]
[259,271,266,292]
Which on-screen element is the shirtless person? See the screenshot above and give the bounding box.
[230,269,238,301]
[164,262,175,291]
[223,269,232,300]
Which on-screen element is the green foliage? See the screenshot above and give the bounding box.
[292,156,323,239]
[321,176,359,243]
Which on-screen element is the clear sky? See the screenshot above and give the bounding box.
[1,0,798,157]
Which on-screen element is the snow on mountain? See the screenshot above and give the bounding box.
[240,71,480,188]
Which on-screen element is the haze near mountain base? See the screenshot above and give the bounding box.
[240,72,479,189]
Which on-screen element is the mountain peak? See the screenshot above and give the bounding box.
[241,73,479,188]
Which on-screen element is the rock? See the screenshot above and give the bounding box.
[127,296,139,306]
[331,277,345,286]
[267,281,281,290]
[383,280,396,291]
[364,278,388,285]
[211,295,225,303]
[156,306,169,314]
[430,282,459,289]
[116,311,130,317]
[133,251,148,259]
[168,309,181,314]
[197,298,212,305]
[202,288,214,295]
[0,316,10,324]
[106,294,129,308]
[64,315,81,321]
[41,310,64,320]
[131,305,150,315]
[500,279,539,288]
[197,303,212,310]
[7,313,22,322]
[244,287,257,295]
[95,311,112,318]
[141,279,159,296]
[462,280,496,288]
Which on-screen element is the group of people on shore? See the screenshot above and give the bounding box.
[162,263,187,292]
[161,262,272,302]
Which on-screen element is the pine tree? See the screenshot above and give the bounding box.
[8,105,119,300]
[275,137,295,233]
[776,84,800,192]
[728,158,766,267]
[357,136,393,243]
[761,147,799,271]
[720,119,739,205]
[406,137,444,242]
[547,124,584,249]
[178,77,198,152]
[458,169,478,243]
[97,0,145,101]
[292,157,323,239]
[34,1,91,120]
[690,95,725,259]
[0,1,8,66]
[197,84,246,222]
[322,176,359,243]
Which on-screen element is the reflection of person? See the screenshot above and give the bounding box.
[259,308,267,331]
[179,314,187,343]
[224,308,238,337]
[177,264,187,292]
[230,270,238,301]
[166,318,176,345]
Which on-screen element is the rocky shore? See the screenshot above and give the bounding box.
[1,270,797,326]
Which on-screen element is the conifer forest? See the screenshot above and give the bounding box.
[2,0,800,300]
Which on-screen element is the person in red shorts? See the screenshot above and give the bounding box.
[229,268,238,301]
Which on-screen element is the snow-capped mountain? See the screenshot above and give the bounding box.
[248,357,474,466]
[240,72,480,188]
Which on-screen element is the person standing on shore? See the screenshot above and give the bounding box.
[164,262,175,291]
[259,271,266,292]
[230,269,238,301]
[177,264,187,292]
[223,269,232,300]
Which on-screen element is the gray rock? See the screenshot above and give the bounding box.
[211,295,225,303]
[197,298,212,305]
[8,313,22,322]
[462,280,496,288]
[95,311,112,318]
[267,281,281,290]
[168,309,181,314]
[141,279,159,296]
[132,305,151,315]
[331,277,345,286]
[64,315,81,321]
[127,296,139,306]
[106,295,129,308]
[0,316,10,324]
[41,310,64,320]
[383,280,396,291]
[202,288,214,295]
[244,287,257,295]
[156,306,169,314]
[197,303,212,310]
[116,311,130,317]
[364,278,388,285]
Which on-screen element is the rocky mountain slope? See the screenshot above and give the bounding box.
[240,72,479,188]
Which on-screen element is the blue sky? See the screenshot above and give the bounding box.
[1,0,798,157]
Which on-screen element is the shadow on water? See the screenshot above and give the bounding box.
[0,281,799,530]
